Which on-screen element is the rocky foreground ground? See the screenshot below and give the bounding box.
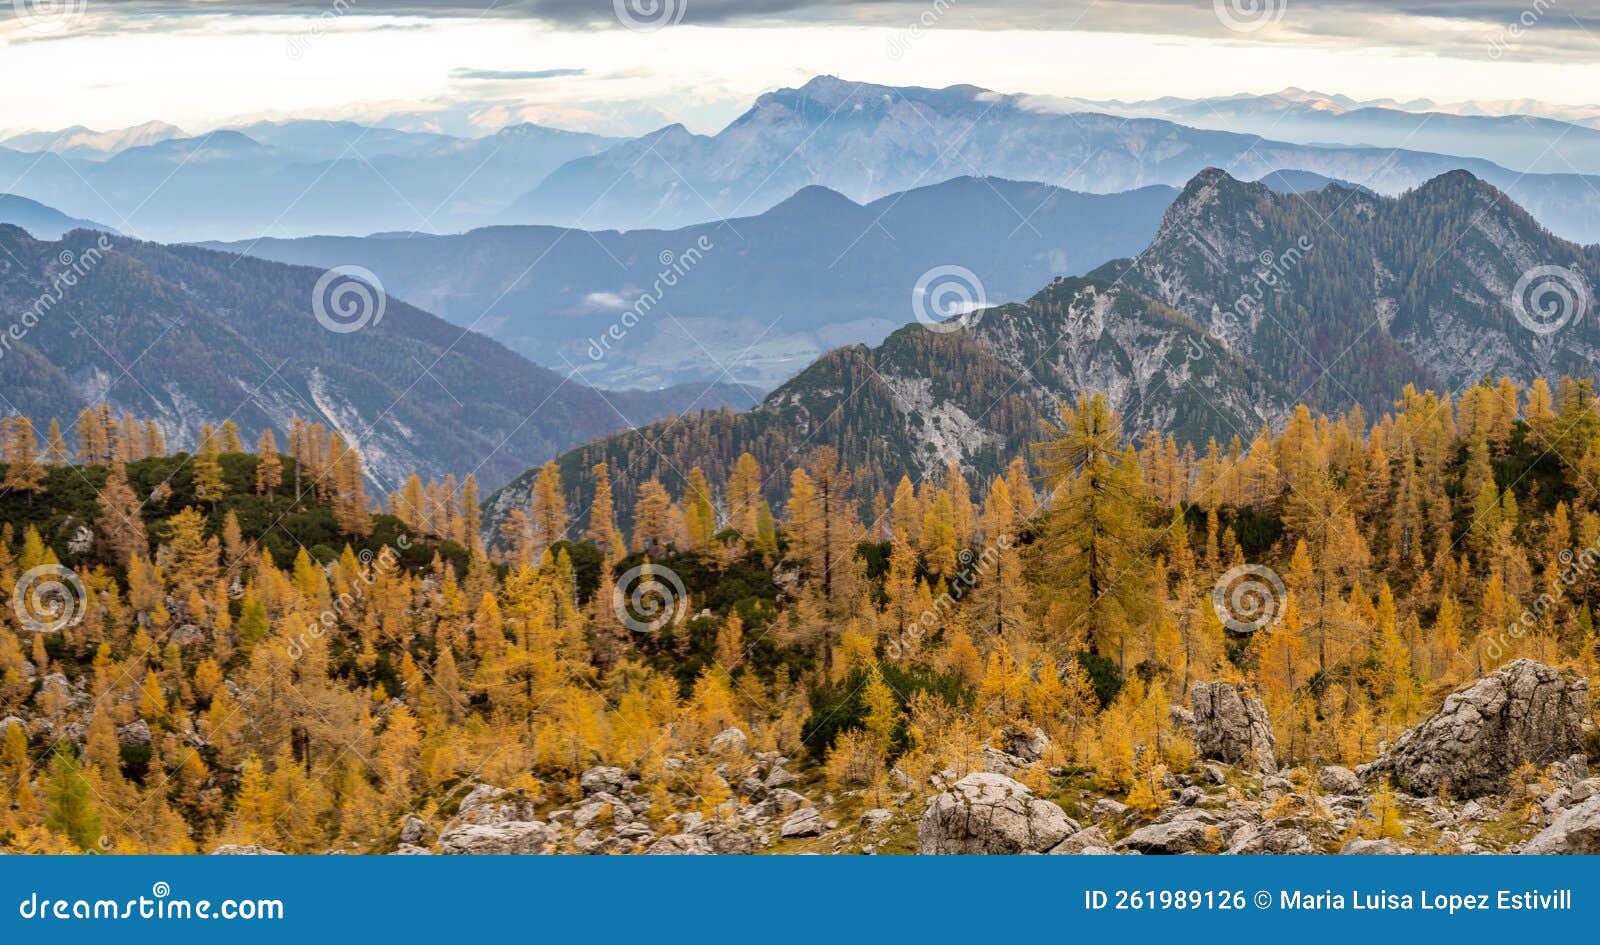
[212,659,1600,856]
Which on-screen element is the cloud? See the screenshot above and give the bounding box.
[450,67,587,80]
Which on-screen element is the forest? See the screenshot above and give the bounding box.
[1,374,1599,853]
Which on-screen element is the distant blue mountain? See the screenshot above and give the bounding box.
[207,176,1178,390]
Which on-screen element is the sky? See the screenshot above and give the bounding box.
[3,0,1598,136]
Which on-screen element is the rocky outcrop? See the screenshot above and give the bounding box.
[210,844,285,855]
[1362,660,1588,797]
[918,773,1076,854]
[438,821,550,855]
[1190,682,1277,774]
[1522,796,1600,854]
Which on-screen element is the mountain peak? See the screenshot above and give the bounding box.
[769,184,859,214]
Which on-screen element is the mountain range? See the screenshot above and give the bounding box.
[0,122,618,242]
[205,177,1178,390]
[499,77,1600,245]
[0,226,755,489]
[1044,88,1600,177]
[484,166,1600,533]
[10,78,1600,245]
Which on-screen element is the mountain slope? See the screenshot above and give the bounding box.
[0,226,754,489]
[485,274,1286,531]
[0,195,115,239]
[1097,168,1600,416]
[209,177,1177,390]
[486,166,1600,534]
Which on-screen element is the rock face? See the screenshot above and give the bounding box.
[918,773,1076,854]
[1363,660,1588,798]
[1190,682,1278,774]
[1522,796,1600,854]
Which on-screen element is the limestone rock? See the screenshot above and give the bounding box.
[859,808,894,831]
[1341,838,1410,855]
[1190,681,1277,774]
[400,815,428,844]
[117,720,152,748]
[918,773,1076,855]
[438,821,549,855]
[1049,826,1114,855]
[781,807,825,838]
[1362,660,1588,797]
[646,834,712,855]
[579,766,630,797]
[1317,766,1361,795]
[456,785,540,824]
[1119,818,1215,855]
[210,844,285,855]
[709,727,749,756]
[1522,795,1600,854]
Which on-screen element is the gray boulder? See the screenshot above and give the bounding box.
[1190,682,1278,774]
[579,766,629,797]
[781,807,825,838]
[1362,660,1588,797]
[1049,826,1114,855]
[210,844,284,855]
[438,821,549,855]
[117,720,153,748]
[646,834,713,855]
[1318,766,1362,795]
[918,773,1076,854]
[1341,838,1410,855]
[1522,795,1600,854]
